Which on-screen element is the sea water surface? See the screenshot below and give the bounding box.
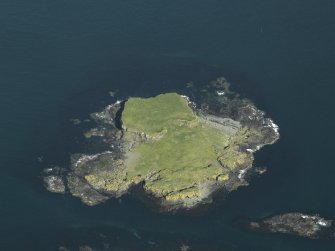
[0,0,334,250]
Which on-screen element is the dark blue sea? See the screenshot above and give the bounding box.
[1,0,334,250]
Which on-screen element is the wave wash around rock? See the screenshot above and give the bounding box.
[44,77,280,212]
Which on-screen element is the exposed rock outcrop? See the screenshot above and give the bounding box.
[240,212,334,239]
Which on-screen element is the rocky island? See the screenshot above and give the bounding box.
[239,212,335,239]
[44,77,279,212]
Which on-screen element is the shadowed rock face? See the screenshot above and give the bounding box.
[240,212,334,239]
[44,77,279,212]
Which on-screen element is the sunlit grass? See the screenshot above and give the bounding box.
[122,93,237,200]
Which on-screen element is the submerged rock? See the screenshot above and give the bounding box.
[44,77,279,212]
[240,212,334,239]
[55,225,229,251]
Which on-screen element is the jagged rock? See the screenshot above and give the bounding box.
[43,166,66,193]
[241,212,333,239]
[44,175,65,194]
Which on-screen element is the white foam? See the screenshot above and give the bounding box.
[74,151,112,167]
[181,95,196,108]
[238,168,249,179]
[317,219,328,226]
[246,145,261,153]
[268,119,279,134]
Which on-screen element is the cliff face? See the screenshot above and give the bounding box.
[44,77,279,212]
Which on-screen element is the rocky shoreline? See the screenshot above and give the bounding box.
[238,212,335,239]
[43,77,279,212]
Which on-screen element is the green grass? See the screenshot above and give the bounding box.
[122,93,196,134]
[122,93,235,200]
